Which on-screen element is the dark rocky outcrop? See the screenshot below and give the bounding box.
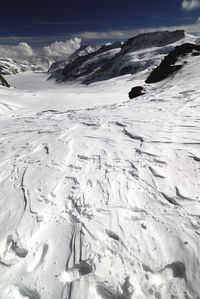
[146,43,200,83]
[192,51,200,56]
[0,74,10,87]
[128,86,145,99]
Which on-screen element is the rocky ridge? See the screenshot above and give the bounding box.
[49,30,188,85]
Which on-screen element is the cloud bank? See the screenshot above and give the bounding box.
[0,38,81,60]
[182,0,200,10]
[74,19,200,41]
[43,37,81,58]
[0,42,35,58]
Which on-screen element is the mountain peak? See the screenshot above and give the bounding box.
[121,30,185,54]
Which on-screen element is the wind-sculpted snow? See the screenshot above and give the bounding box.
[1,53,200,298]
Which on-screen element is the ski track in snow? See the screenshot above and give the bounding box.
[1,58,200,298]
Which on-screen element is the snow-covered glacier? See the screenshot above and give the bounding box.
[0,30,200,299]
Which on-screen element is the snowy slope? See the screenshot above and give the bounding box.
[0,38,200,299]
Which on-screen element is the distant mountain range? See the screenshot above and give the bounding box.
[0,30,199,88]
[0,57,50,76]
[49,30,199,85]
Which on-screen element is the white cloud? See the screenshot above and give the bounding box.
[16,42,35,57]
[182,0,200,10]
[43,37,81,58]
[0,42,35,59]
[0,37,82,61]
[74,21,200,41]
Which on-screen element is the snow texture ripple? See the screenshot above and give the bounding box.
[0,39,200,299]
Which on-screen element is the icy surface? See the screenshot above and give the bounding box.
[1,72,137,114]
[0,49,200,298]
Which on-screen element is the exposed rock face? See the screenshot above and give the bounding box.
[128,86,144,99]
[145,43,200,83]
[0,74,10,87]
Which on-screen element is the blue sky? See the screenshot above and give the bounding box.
[1,0,200,46]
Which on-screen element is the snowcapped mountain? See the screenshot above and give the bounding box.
[120,29,185,53]
[49,42,122,82]
[0,57,49,75]
[48,45,101,73]
[1,30,200,298]
[68,44,102,62]
[50,30,198,85]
